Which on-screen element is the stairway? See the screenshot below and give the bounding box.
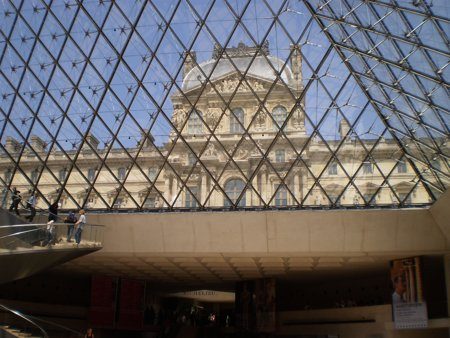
[0,325,41,338]
[0,208,104,284]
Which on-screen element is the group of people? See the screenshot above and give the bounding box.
[45,203,87,246]
[8,187,87,246]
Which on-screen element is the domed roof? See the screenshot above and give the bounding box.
[182,54,294,92]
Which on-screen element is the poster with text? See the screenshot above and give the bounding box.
[390,257,428,329]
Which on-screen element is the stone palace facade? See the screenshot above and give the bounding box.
[0,43,436,211]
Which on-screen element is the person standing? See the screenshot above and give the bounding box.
[48,201,59,223]
[64,210,77,242]
[25,190,36,222]
[9,187,21,215]
[44,201,60,246]
[74,209,86,245]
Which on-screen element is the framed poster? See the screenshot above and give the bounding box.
[390,257,428,329]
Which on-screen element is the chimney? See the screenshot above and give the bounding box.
[5,137,21,153]
[183,51,197,79]
[83,133,99,152]
[140,129,155,149]
[290,44,303,90]
[339,119,351,141]
[30,135,46,153]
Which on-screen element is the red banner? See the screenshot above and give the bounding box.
[89,275,117,328]
[116,279,144,330]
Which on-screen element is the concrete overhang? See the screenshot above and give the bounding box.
[59,206,450,285]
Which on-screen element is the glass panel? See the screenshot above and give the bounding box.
[0,0,447,212]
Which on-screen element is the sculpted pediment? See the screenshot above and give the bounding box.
[182,73,282,96]
[208,74,266,94]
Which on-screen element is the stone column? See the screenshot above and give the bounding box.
[209,170,217,207]
[171,176,178,206]
[201,170,207,207]
[164,174,171,207]
[251,172,259,207]
[294,170,300,203]
[267,176,273,206]
[301,169,309,202]
[261,167,268,206]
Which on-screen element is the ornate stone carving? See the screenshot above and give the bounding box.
[250,140,264,156]
[209,77,265,94]
[235,148,249,160]
[212,41,270,59]
[204,143,217,157]
[254,110,267,130]
[205,108,221,129]
[172,108,187,128]
[291,106,305,129]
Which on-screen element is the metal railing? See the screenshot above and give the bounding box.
[0,302,84,337]
[0,222,104,252]
[0,303,48,338]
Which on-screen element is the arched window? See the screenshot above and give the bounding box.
[273,105,287,130]
[230,108,244,133]
[224,179,246,207]
[88,168,96,182]
[188,110,203,134]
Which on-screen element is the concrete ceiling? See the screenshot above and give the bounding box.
[58,252,396,286]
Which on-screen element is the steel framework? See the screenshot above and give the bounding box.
[0,0,448,211]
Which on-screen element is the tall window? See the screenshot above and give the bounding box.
[275,149,285,163]
[328,162,338,175]
[224,179,246,207]
[397,161,407,173]
[230,108,244,133]
[188,110,203,134]
[362,162,373,174]
[275,184,287,206]
[88,168,96,182]
[4,169,12,184]
[59,168,67,181]
[31,169,39,183]
[188,153,197,166]
[185,187,198,208]
[273,105,287,130]
[118,167,126,181]
[148,168,158,181]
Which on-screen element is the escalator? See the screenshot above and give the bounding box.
[0,208,104,284]
[0,302,84,337]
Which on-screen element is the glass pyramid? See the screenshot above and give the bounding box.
[0,0,448,211]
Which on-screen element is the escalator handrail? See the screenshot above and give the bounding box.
[25,313,84,337]
[0,227,42,241]
[0,222,104,242]
[0,222,105,229]
[0,303,49,338]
